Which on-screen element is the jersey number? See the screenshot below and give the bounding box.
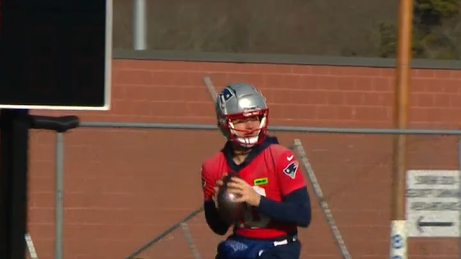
[240,186,270,228]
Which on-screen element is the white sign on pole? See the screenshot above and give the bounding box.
[406,170,460,237]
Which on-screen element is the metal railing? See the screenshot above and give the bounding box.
[28,77,461,259]
[27,122,461,259]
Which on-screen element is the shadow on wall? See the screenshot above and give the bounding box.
[112,0,398,57]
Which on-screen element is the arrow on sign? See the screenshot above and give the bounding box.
[416,216,454,233]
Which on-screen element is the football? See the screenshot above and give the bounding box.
[217,173,245,223]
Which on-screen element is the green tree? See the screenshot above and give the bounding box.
[373,0,461,59]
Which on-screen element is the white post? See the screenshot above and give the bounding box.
[390,220,407,259]
[133,0,147,50]
[25,233,39,259]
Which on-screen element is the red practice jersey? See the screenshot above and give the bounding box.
[201,143,307,239]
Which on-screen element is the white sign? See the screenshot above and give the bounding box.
[406,170,460,237]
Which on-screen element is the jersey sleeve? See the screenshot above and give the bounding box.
[275,149,307,196]
[201,164,215,201]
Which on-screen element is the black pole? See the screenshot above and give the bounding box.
[0,109,30,259]
[0,109,79,259]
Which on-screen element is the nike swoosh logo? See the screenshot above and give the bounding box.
[287,155,294,161]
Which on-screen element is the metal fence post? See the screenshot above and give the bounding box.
[180,222,202,259]
[133,0,147,50]
[291,139,351,259]
[55,133,64,259]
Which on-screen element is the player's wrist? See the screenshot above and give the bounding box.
[250,194,262,207]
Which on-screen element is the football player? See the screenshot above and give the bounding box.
[201,83,312,259]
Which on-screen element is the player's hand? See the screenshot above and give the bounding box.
[227,177,261,207]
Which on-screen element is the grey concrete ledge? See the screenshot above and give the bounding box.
[113,49,461,70]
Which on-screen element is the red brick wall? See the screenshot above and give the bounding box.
[28,59,461,259]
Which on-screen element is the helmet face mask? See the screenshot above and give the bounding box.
[216,83,269,148]
[219,109,269,148]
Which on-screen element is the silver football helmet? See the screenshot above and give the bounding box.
[215,83,269,147]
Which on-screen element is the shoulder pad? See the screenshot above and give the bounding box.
[202,151,224,171]
[268,143,292,156]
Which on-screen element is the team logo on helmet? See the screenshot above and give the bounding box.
[219,88,235,103]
